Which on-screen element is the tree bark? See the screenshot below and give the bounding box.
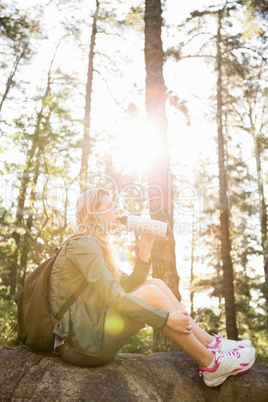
[144,0,180,352]
[216,11,238,339]
[80,0,99,193]
[251,127,268,308]
[10,230,20,296]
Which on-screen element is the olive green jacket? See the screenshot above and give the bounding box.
[48,235,169,356]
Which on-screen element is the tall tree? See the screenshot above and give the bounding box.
[228,60,268,312]
[79,0,100,192]
[170,1,256,338]
[8,37,74,294]
[144,0,180,351]
[216,9,238,339]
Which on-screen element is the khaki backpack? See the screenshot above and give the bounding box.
[15,235,88,352]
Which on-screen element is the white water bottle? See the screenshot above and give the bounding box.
[119,214,168,238]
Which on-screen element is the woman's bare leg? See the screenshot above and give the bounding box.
[132,284,214,367]
[137,278,214,346]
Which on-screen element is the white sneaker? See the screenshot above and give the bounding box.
[199,347,257,387]
[206,332,252,352]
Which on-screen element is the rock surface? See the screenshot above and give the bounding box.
[0,345,267,402]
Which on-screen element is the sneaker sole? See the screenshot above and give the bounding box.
[203,348,257,387]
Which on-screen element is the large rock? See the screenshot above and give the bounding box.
[0,345,267,401]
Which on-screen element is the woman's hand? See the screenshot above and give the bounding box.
[139,231,156,263]
[166,310,192,334]
[140,231,156,250]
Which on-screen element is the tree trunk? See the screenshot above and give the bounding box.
[144,0,180,352]
[11,42,60,293]
[10,85,49,294]
[19,148,41,289]
[251,129,268,308]
[216,11,238,339]
[80,0,99,193]
[10,231,20,296]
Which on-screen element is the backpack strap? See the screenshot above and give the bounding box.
[54,280,88,320]
[52,234,91,321]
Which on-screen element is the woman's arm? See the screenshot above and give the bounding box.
[120,232,155,292]
[119,258,151,292]
[65,236,169,331]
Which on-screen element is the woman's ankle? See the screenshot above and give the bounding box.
[200,352,215,368]
[205,353,216,369]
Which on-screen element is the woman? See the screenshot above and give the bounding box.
[48,188,256,387]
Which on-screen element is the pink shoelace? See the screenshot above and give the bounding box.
[199,349,242,376]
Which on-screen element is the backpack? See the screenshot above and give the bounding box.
[15,235,88,352]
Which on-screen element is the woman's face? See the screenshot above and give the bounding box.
[95,194,119,230]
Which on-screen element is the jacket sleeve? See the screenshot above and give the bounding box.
[65,236,169,331]
[119,258,151,293]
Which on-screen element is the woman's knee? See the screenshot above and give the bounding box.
[144,279,187,312]
[132,284,167,305]
[142,278,166,289]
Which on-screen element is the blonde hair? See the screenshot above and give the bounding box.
[75,188,120,280]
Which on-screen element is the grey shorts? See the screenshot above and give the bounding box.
[57,308,145,367]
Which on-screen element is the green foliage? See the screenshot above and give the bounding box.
[243,0,268,19]
[0,297,17,347]
[252,329,268,365]
[119,326,153,354]
[236,306,268,364]
[192,307,224,335]
[0,2,40,44]
[123,5,145,32]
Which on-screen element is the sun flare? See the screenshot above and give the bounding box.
[114,118,165,173]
